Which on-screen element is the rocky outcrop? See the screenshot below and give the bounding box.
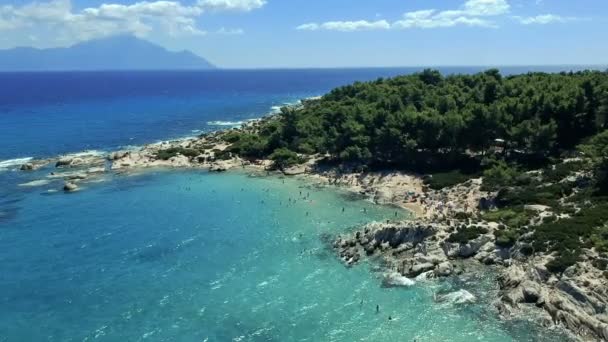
[333,221,456,278]
[497,258,608,341]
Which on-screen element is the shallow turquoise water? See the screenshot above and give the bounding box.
[0,170,567,341]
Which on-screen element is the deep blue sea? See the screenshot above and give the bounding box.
[0,67,588,341]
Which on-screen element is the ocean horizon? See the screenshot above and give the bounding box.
[0,68,580,341]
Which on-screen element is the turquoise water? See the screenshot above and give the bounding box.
[0,170,567,341]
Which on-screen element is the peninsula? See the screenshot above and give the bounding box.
[19,69,608,341]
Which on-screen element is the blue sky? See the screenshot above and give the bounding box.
[0,0,606,68]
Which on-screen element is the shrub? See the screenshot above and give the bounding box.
[227,133,269,159]
[156,147,200,160]
[542,161,586,183]
[213,149,232,160]
[482,160,521,191]
[495,229,519,248]
[520,244,534,256]
[447,225,488,244]
[592,259,608,271]
[546,252,578,274]
[269,148,304,170]
[424,170,475,190]
[481,207,533,228]
[494,183,573,208]
[222,131,243,143]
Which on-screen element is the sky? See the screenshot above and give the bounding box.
[0,0,606,68]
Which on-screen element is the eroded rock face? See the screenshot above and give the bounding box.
[442,235,493,259]
[497,258,608,341]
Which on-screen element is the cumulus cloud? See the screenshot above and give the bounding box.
[296,0,509,32]
[0,0,264,45]
[513,14,583,25]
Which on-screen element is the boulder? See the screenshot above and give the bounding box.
[437,289,476,304]
[409,262,435,277]
[108,151,129,160]
[20,163,34,171]
[521,281,541,303]
[63,182,79,192]
[434,261,454,277]
[56,158,73,167]
[209,163,227,172]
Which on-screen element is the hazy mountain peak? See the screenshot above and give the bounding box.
[0,36,215,71]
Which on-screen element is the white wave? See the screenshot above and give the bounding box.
[436,289,476,305]
[61,150,106,158]
[270,105,282,114]
[206,120,245,127]
[415,270,434,282]
[382,271,415,287]
[19,179,51,187]
[0,157,33,169]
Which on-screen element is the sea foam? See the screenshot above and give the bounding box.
[206,120,245,127]
[0,157,33,170]
[382,272,416,287]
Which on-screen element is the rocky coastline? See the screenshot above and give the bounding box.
[12,115,608,342]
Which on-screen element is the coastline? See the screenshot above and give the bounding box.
[9,104,607,341]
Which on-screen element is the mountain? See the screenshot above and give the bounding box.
[0,36,215,71]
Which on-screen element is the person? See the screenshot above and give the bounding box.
[376,305,379,314]
[388,316,392,321]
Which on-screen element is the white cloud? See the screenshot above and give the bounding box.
[297,20,390,32]
[216,27,244,35]
[197,0,266,12]
[0,0,264,46]
[462,0,510,16]
[296,0,509,32]
[513,14,583,25]
[393,0,508,29]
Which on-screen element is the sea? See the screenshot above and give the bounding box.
[0,67,594,341]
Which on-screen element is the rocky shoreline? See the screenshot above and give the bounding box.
[13,117,608,341]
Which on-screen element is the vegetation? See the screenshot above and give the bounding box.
[495,229,520,248]
[481,207,534,228]
[218,69,608,273]
[227,69,607,169]
[156,147,200,160]
[269,148,305,170]
[423,170,478,190]
[447,225,488,244]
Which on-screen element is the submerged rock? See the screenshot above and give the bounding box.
[56,158,73,167]
[63,182,79,192]
[436,289,476,305]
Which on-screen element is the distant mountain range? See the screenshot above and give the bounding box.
[0,36,215,71]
